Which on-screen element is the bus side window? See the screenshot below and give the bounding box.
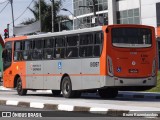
[3,42,12,70]
[94,32,103,57]
[23,41,32,60]
[67,35,79,58]
[32,39,43,60]
[80,33,93,57]
[14,41,24,61]
[55,37,66,59]
[44,38,54,60]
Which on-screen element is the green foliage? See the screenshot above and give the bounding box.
[147,72,160,92]
[22,0,69,32]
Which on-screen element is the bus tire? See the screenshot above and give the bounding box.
[52,90,61,96]
[61,76,75,98]
[17,77,27,96]
[98,88,118,99]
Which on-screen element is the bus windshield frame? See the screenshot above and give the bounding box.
[111,27,152,48]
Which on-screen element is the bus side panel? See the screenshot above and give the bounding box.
[3,61,26,88]
[62,59,82,90]
[100,27,114,87]
[81,58,101,90]
[43,60,62,90]
[26,61,44,89]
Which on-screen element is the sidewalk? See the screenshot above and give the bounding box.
[0,86,13,91]
[0,87,160,117]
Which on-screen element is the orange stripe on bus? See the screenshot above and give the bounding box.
[25,74,100,77]
[5,36,27,42]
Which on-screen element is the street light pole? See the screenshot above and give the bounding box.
[10,0,15,28]
[61,8,88,29]
[39,0,42,32]
[79,0,97,26]
[51,0,55,32]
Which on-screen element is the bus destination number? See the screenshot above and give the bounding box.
[90,62,99,67]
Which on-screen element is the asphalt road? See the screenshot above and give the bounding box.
[0,105,156,120]
[0,90,160,111]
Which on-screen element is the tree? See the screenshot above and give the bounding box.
[22,0,70,32]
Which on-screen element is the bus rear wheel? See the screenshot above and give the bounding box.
[52,90,61,96]
[98,88,118,99]
[17,77,27,96]
[61,76,76,98]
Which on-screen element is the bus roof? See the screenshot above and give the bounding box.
[4,24,154,42]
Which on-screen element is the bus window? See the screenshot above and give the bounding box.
[44,38,54,60]
[14,41,24,61]
[112,28,152,48]
[80,46,93,57]
[80,34,93,45]
[55,37,66,59]
[32,39,43,60]
[66,36,79,58]
[3,42,12,70]
[23,41,32,60]
[80,34,93,57]
[94,32,103,56]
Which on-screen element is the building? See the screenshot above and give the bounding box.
[72,0,160,67]
[73,0,160,36]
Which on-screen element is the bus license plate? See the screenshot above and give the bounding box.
[129,69,139,73]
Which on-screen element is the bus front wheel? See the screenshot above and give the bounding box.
[61,76,75,98]
[98,88,118,99]
[17,77,27,96]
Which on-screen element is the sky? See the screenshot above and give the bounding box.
[0,0,73,37]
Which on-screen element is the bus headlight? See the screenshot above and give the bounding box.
[152,59,156,77]
[107,56,114,76]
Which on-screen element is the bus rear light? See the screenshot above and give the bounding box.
[107,56,114,76]
[152,59,156,77]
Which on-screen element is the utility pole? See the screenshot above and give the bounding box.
[39,0,42,32]
[51,0,55,32]
[61,8,88,29]
[79,0,97,26]
[7,24,10,37]
[92,0,97,17]
[10,0,15,28]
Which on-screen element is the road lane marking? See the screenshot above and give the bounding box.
[6,100,18,106]
[58,104,74,111]
[30,102,44,109]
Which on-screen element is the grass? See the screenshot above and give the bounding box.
[147,72,160,92]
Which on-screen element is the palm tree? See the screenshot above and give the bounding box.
[22,0,69,32]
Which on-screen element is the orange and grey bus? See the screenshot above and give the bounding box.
[3,24,157,98]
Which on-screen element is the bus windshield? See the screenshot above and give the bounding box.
[112,28,152,48]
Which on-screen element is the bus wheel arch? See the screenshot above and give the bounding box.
[14,75,27,96]
[14,74,21,88]
[60,74,76,98]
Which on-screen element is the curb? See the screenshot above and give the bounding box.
[0,100,130,116]
[1,100,160,118]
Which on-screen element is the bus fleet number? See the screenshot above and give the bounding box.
[90,62,99,67]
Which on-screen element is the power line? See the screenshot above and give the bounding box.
[9,0,35,24]
[0,2,9,14]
